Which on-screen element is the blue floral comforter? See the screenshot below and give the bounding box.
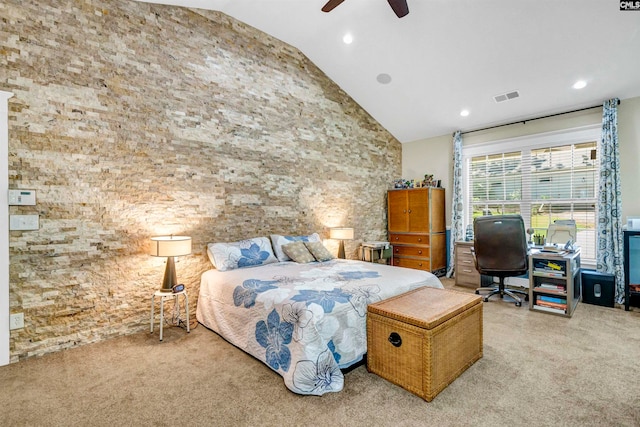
[196,259,443,395]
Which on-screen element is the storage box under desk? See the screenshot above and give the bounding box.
[366,287,483,401]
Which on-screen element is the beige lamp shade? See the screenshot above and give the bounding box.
[150,235,192,257]
[329,227,354,240]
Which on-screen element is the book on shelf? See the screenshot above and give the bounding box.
[538,295,567,304]
[538,283,566,290]
[536,300,567,310]
[533,304,566,315]
[533,270,566,278]
[533,287,567,296]
[533,259,566,273]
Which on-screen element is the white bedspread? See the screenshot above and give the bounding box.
[196,259,443,395]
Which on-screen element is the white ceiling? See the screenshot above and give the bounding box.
[136,0,640,143]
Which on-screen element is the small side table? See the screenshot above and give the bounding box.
[360,244,392,265]
[150,289,190,341]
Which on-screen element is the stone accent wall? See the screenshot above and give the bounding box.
[1,0,401,362]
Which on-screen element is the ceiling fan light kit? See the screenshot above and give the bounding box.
[322,0,409,18]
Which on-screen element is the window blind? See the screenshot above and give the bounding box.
[463,126,600,265]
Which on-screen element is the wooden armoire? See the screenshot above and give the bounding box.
[387,187,446,276]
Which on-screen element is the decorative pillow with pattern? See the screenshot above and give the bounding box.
[281,241,316,264]
[270,233,321,262]
[304,241,335,262]
[207,237,278,271]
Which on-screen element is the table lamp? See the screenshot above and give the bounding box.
[330,227,354,259]
[150,235,192,292]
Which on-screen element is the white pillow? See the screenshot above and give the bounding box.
[270,233,321,262]
[207,237,278,271]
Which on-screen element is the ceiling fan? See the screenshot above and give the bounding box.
[322,0,409,18]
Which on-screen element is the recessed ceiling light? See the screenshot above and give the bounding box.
[343,33,353,44]
[572,80,587,89]
[460,109,470,117]
[376,73,392,84]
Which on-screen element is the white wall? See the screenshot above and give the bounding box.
[618,96,640,222]
[1,91,13,366]
[403,95,640,227]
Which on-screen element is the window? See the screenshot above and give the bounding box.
[463,126,600,265]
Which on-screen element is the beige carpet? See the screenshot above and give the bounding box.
[1,279,639,427]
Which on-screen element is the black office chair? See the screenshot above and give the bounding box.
[471,215,529,307]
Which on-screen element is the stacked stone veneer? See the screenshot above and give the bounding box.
[1,0,401,362]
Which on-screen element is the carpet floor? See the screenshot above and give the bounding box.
[1,279,639,427]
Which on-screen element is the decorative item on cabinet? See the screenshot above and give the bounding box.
[387,187,446,276]
[392,175,441,189]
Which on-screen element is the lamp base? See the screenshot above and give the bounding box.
[160,256,178,292]
[338,240,346,259]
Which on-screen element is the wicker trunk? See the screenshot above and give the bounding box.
[367,287,483,401]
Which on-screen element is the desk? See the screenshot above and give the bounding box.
[529,248,581,317]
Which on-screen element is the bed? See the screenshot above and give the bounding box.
[196,256,443,396]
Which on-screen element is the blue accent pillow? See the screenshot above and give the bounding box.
[207,237,278,271]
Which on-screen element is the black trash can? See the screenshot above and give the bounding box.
[581,270,615,308]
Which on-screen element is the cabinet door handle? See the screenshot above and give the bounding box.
[408,209,411,213]
[418,250,422,254]
[395,237,399,241]
[418,263,423,267]
[403,209,407,213]
[463,269,473,273]
[395,248,399,252]
[418,238,422,242]
[463,260,472,264]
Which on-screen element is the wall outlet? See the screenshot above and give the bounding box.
[10,313,24,330]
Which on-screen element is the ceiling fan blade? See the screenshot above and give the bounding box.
[388,0,409,18]
[322,0,346,13]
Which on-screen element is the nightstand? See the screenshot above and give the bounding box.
[150,289,190,341]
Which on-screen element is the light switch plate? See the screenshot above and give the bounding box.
[8,189,36,205]
[10,214,39,231]
[10,313,24,330]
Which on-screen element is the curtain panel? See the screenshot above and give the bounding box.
[446,131,464,278]
[596,98,624,303]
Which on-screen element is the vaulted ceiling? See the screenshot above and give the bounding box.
[136,0,640,142]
